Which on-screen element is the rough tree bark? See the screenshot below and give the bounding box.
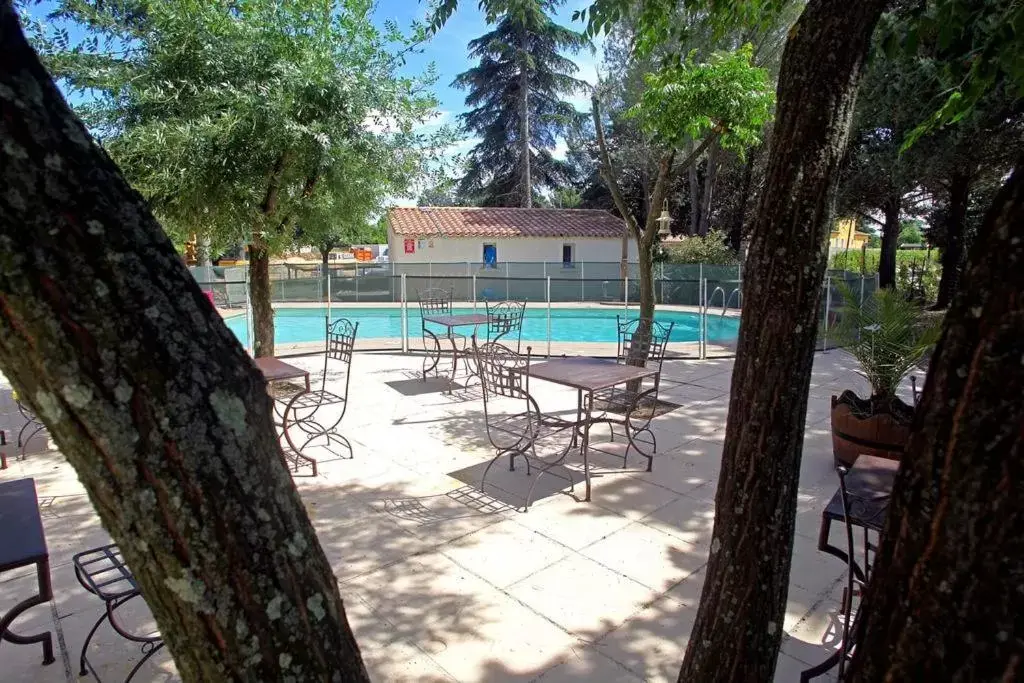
[846,158,1024,681]
[519,24,532,208]
[676,0,890,680]
[592,95,709,320]
[0,7,369,681]
[729,145,759,252]
[248,238,275,357]
[878,195,901,288]
[247,150,289,358]
[697,140,721,236]
[933,171,971,309]
[688,152,701,235]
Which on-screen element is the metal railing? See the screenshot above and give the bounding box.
[195,265,873,360]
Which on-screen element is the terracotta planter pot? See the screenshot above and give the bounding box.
[830,390,913,468]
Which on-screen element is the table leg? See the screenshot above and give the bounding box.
[801,516,867,681]
[445,329,459,393]
[0,559,54,665]
[581,390,595,502]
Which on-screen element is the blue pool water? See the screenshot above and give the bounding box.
[226,307,740,345]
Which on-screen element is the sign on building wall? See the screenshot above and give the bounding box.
[404,239,415,254]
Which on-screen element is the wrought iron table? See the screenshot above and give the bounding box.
[516,357,661,502]
[801,455,897,681]
[0,477,55,665]
[254,356,319,473]
[73,544,164,682]
[422,313,490,391]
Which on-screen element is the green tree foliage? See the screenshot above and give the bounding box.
[663,229,738,264]
[628,44,774,155]
[452,0,589,206]
[27,0,447,354]
[591,42,772,319]
[898,219,924,246]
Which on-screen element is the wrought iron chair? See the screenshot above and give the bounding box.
[472,337,576,510]
[14,393,46,460]
[801,466,887,682]
[281,318,358,474]
[486,300,526,352]
[589,317,675,471]
[419,288,468,381]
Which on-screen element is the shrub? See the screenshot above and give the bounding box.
[663,230,739,265]
[830,248,940,303]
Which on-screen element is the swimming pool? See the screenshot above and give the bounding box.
[225,306,740,345]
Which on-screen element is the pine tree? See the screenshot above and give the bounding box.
[452,0,588,207]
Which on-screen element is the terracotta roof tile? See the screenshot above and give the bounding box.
[387,207,627,239]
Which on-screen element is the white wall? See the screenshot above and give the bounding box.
[388,234,639,265]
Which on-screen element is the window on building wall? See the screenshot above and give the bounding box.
[561,243,575,268]
[482,243,498,269]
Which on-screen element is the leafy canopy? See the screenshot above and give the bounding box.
[28,0,449,253]
[627,44,774,154]
[831,284,941,400]
[451,0,589,205]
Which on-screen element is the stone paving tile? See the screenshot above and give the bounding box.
[2,349,875,682]
[534,646,643,682]
[510,493,634,551]
[506,554,657,641]
[441,519,571,589]
[581,522,707,595]
[592,594,697,683]
[639,493,717,548]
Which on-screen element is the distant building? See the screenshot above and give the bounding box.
[386,207,638,268]
[829,217,872,252]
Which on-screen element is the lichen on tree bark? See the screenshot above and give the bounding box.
[0,4,368,680]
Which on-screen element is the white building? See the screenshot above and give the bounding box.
[386,207,638,269]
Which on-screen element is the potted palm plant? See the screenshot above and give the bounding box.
[829,285,941,467]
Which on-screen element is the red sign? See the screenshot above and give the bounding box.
[404,239,415,254]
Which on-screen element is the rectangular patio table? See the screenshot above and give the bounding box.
[519,357,661,502]
[254,357,317,473]
[422,313,490,391]
[802,454,898,682]
[254,357,311,391]
[0,478,55,665]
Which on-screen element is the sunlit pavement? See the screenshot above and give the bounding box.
[1,349,919,682]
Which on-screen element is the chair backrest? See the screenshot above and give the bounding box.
[418,288,453,317]
[321,317,358,392]
[486,300,526,349]
[473,337,538,450]
[616,317,674,369]
[474,337,529,403]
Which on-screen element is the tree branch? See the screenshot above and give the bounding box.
[857,210,885,227]
[643,149,677,246]
[675,132,720,175]
[591,95,642,243]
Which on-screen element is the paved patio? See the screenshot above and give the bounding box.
[0,349,913,682]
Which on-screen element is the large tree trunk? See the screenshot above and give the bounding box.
[638,239,656,322]
[676,1,889,680]
[933,171,971,309]
[846,158,1024,682]
[248,239,275,357]
[697,140,721,236]
[0,7,369,681]
[878,195,900,288]
[519,26,531,208]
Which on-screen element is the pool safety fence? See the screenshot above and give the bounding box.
[196,267,871,360]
